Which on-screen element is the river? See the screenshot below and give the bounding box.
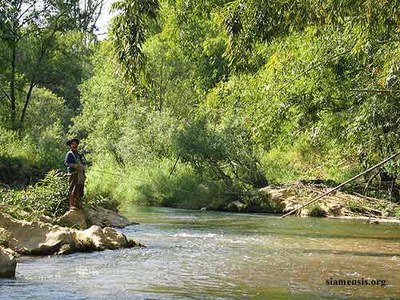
[1,206,400,299]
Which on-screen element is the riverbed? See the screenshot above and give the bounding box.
[1,206,400,299]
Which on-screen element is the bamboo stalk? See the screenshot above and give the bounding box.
[281,150,400,218]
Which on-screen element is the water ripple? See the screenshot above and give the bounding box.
[3,207,400,299]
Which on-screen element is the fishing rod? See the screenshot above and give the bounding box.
[281,150,400,218]
[88,168,151,183]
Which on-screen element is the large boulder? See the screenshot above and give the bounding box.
[85,205,137,228]
[77,226,132,250]
[57,208,88,229]
[226,201,247,212]
[0,246,16,278]
[0,212,143,255]
[56,205,138,230]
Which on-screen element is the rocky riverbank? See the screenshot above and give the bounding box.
[226,182,400,223]
[0,206,142,278]
[264,183,400,219]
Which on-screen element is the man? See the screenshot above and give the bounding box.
[64,138,86,209]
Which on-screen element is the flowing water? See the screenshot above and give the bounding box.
[1,206,400,299]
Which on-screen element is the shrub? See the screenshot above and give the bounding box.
[307,204,327,217]
[175,117,267,189]
[0,170,69,220]
[242,189,285,213]
[87,195,119,212]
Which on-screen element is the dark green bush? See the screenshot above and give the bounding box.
[307,204,327,217]
[0,155,39,187]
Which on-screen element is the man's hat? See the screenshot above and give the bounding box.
[66,138,80,146]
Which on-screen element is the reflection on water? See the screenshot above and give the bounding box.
[1,206,400,299]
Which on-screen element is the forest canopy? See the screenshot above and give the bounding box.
[1,0,399,210]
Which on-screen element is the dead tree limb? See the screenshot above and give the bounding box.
[282,150,400,218]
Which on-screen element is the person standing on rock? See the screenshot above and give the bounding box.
[64,138,86,210]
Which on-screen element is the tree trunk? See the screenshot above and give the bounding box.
[19,82,36,131]
[10,42,17,129]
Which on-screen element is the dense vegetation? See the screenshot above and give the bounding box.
[1,0,399,215]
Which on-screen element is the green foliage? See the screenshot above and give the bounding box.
[0,155,38,187]
[176,116,267,189]
[222,0,400,69]
[0,0,384,216]
[307,204,327,217]
[23,88,66,132]
[0,124,66,186]
[239,189,284,213]
[71,41,127,160]
[132,163,208,209]
[200,19,400,187]
[42,30,95,112]
[0,170,69,220]
[345,200,367,214]
[87,195,120,212]
[122,0,231,118]
[0,1,100,130]
[393,208,400,219]
[76,0,400,210]
[110,0,160,82]
[260,137,359,185]
[73,42,181,165]
[139,34,205,116]
[117,108,179,163]
[261,147,302,184]
[85,159,213,210]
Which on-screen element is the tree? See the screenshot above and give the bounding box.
[176,117,267,189]
[71,41,128,162]
[120,0,230,117]
[222,0,400,70]
[0,0,103,130]
[110,0,160,85]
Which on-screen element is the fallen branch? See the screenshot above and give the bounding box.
[282,150,400,218]
[351,192,386,203]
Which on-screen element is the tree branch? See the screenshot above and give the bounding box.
[350,89,400,94]
[17,2,36,22]
[0,86,12,104]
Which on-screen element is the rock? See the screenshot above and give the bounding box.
[227,201,247,212]
[259,186,291,202]
[58,208,88,229]
[326,203,343,216]
[0,246,16,278]
[77,226,129,250]
[85,205,137,228]
[0,212,142,255]
[55,205,137,230]
[0,227,9,244]
[39,215,55,224]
